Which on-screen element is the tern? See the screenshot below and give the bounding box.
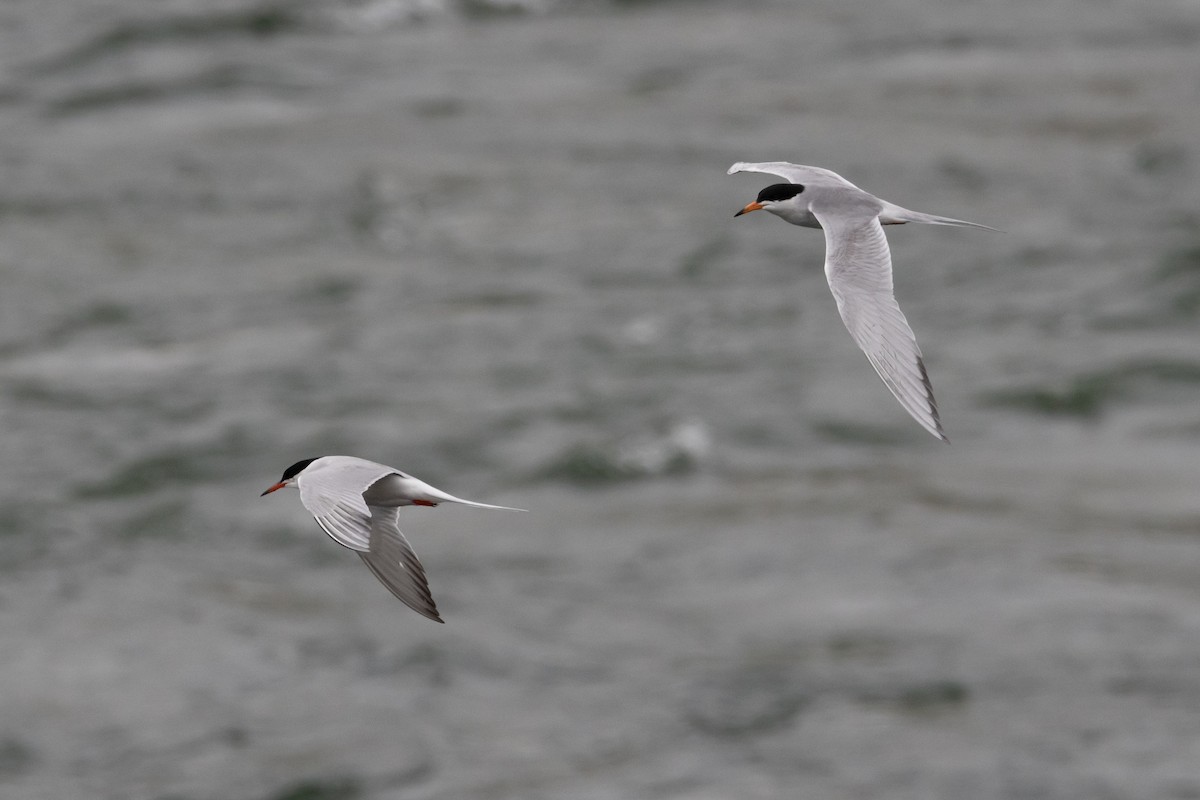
[729,161,996,441]
[261,455,524,622]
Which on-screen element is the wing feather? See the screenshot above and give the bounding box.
[312,504,372,551]
[728,161,862,190]
[810,207,947,441]
[299,458,398,552]
[358,506,443,623]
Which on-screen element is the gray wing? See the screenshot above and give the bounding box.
[728,161,862,190]
[358,505,443,623]
[811,206,947,441]
[299,460,397,551]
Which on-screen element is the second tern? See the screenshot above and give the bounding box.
[729,161,996,442]
[261,455,524,622]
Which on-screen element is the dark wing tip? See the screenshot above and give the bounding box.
[917,356,949,443]
[356,547,444,623]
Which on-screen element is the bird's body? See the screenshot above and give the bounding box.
[729,161,996,441]
[261,455,523,622]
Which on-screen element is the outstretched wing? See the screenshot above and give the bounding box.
[728,161,861,190]
[811,204,947,441]
[358,506,443,623]
[298,458,397,551]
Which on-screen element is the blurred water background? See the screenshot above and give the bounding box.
[2,0,1200,798]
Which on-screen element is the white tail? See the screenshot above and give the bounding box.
[879,202,1000,232]
[444,496,527,512]
[377,474,527,511]
[417,480,526,511]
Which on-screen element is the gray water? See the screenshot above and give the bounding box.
[2,1,1200,798]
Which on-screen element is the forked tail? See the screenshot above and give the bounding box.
[427,485,527,511]
[448,497,527,512]
[395,474,527,511]
[879,202,1000,231]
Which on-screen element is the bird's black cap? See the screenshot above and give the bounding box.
[756,183,805,203]
[280,457,319,481]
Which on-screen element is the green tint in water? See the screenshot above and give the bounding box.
[265,776,361,800]
[32,5,302,76]
[533,442,651,485]
[983,359,1200,418]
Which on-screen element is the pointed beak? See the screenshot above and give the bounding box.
[260,482,286,497]
[734,201,764,217]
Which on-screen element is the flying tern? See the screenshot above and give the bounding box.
[261,455,524,622]
[729,161,996,441]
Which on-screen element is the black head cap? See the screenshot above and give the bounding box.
[756,183,805,203]
[280,457,319,481]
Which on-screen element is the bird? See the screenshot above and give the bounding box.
[729,161,997,441]
[261,455,524,622]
